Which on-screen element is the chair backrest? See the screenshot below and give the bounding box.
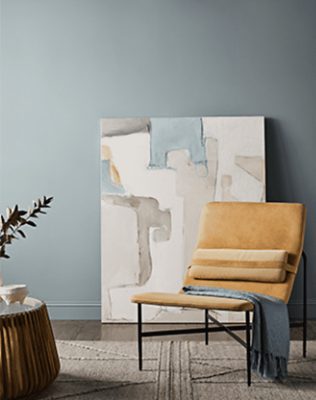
[184,202,306,302]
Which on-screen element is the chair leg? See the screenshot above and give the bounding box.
[245,311,251,387]
[303,251,307,358]
[205,309,209,345]
[138,303,143,370]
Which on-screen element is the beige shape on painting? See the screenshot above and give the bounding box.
[167,136,218,266]
[221,175,238,201]
[235,155,264,182]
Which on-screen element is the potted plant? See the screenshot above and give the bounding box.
[0,196,53,303]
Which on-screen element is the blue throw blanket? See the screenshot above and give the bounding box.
[183,285,289,380]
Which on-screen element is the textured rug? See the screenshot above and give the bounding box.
[33,340,316,399]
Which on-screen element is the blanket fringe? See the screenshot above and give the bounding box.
[251,349,288,380]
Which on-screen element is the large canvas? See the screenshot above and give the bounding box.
[101,117,265,322]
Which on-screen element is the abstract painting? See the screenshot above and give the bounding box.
[101,117,265,322]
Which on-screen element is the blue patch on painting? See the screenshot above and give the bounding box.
[101,160,125,194]
[149,118,206,168]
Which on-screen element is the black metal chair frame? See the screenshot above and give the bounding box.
[136,251,307,386]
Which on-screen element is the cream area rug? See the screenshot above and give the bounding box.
[34,340,316,400]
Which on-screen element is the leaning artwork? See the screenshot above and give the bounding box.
[101,117,265,322]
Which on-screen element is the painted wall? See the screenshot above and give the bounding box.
[1,0,315,319]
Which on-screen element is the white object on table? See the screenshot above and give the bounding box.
[0,284,29,305]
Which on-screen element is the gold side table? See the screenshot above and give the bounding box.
[0,298,60,399]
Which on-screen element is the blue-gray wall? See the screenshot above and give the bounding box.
[1,0,315,319]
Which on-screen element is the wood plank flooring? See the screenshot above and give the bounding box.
[51,320,316,341]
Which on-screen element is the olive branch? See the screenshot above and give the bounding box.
[0,196,53,259]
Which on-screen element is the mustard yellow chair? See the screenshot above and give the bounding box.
[131,202,307,386]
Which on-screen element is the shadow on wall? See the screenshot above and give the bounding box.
[265,118,304,318]
[265,118,295,203]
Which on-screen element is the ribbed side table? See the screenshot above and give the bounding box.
[0,298,60,399]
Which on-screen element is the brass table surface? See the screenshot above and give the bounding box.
[0,298,60,400]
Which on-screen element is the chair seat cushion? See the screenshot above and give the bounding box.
[131,292,253,311]
[189,249,292,283]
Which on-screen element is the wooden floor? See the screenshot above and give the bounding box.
[51,320,316,341]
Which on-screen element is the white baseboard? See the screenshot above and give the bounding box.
[47,302,101,320]
[46,300,316,321]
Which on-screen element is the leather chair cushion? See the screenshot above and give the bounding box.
[189,248,292,282]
